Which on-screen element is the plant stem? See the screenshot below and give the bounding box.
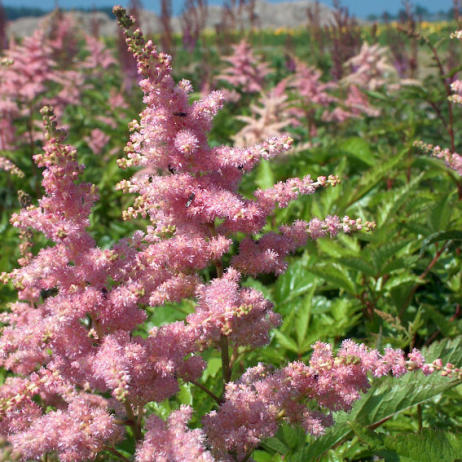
[104,446,132,462]
[216,260,224,278]
[124,402,142,440]
[220,335,232,387]
[417,404,423,432]
[241,451,253,462]
[190,379,223,404]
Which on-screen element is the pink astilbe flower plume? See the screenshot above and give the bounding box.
[187,268,281,348]
[0,109,126,460]
[324,84,380,123]
[217,39,270,100]
[289,61,339,134]
[291,61,337,107]
[233,78,302,147]
[414,140,462,177]
[85,128,110,155]
[136,406,214,462]
[342,42,397,91]
[289,60,380,127]
[0,13,115,152]
[82,35,117,71]
[0,156,23,177]
[204,342,461,460]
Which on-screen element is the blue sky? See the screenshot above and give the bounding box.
[4,0,454,18]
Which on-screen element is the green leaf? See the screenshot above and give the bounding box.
[252,450,283,462]
[378,173,424,226]
[295,285,316,347]
[262,437,289,455]
[273,257,317,305]
[339,137,376,167]
[429,195,451,232]
[420,230,462,251]
[281,423,306,450]
[309,263,356,294]
[384,430,462,462]
[203,357,222,380]
[273,330,300,353]
[384,274,421,291]
[346,149,407,207]
[365,89,389,101]
[256,159,275,189]
[317,239,354,259]
[177,382,193,406]
[340,256,377,277]
[371,239,412,275]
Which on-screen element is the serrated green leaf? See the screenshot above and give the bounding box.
[340,256,377,277]
[429,195,451,232]
[317,239,354,259]
[262,437,289,455]
[344,149,407,208]
[384,274,421,291]
[371,239,412,275]
[378,173,424,226]
[281,423,306,450]
[273,330,300,353]
[384,429,462,462]
[309,263,356,294]
[381,255,419,275]
[273,257,317,304]
[295,285,316,347]
[340,137,375,166]
[420,230,462,251]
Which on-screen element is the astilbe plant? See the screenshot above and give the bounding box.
[0,13,117,154]
[414,30,462,178]
[342,42,398,91]
[0,8,461,462]
[0,28,56,147]
[216,40,270,101]
[289,60,378,133]
[290,60,337,135]
[324,84,380,123]
[232,79,302,146]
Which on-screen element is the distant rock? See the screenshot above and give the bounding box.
[7,0,334,38]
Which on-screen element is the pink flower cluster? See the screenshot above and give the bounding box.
[343,42,397,91]
[414,140,462,176]
[217,39,270,99]
[0,156,23,177]
[136,406,214,462]
[204,341,460,460]
[0,13,117,153]
[289,60,379,128]
[233,79,301,146]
